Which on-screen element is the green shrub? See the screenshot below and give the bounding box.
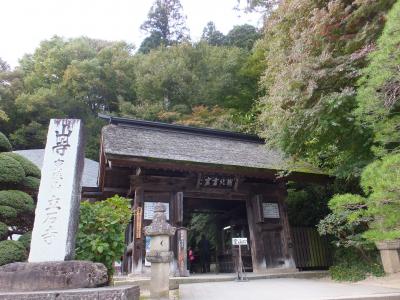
[0,205,17,222]
[329,248,384,281]
[0,240,27,266]
[21,176,40,190]
[75,195,131,277]
[18,232,31,250]
[0,154,25,185]
[0,222,8,240]
[0,132,12,152]
[0,190,34,213]
[2,153,41,178]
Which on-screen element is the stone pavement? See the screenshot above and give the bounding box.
[179,278,400,300]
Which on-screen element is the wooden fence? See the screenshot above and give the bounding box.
[291,227,333,270]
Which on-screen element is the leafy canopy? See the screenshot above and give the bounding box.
[257,0,395,178]
[140,0,189,49]
[355,0,400,157]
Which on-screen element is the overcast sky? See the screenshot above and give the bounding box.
[1,0,263,68]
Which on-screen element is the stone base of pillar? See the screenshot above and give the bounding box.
[376,240,400,274]
[150,263,170,299]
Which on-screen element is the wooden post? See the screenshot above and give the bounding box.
[132,187,144,274]
[246,195,266,273]
[277,184,297,270]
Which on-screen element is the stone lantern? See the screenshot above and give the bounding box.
[144,202,176,299]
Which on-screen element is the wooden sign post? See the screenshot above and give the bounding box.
[232,238,248,281]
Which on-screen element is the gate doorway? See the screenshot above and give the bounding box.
[183,197,252,273]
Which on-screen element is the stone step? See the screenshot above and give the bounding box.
[113,270,329,290]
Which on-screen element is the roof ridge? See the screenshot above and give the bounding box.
[98,114,264,144]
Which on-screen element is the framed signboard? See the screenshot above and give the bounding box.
[144,202,170,220]
[262,202,280,219]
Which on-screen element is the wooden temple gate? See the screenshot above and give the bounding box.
[95,115,329,275]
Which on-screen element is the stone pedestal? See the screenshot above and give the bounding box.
[0,285,139,300]
[376,240,400,274]
[144,203,176,299]
[0,261,108,292]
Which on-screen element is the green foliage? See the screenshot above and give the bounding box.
[0,190,34,212]
[355,0,400,157]
[360,154,400,241]
[0,240,27,266]
[188,213,218,251]
[9,121,47,150]
[225,24,261,50]
[0,132,12,152]
[257,0,395,178]
[18,231,32,250]
[329,247,384,281]
[21,176,40,190]
[0,222,8,240]
[140,0,189,48]
[201,22,226,46]
[319,152,400,279]
[133,42,257,114]
[0,154,25,185]
[2,36,136,159]
[2,153,41,178]
[75,195,131,276]
[286,184,331,227]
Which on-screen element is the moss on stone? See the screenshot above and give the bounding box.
[0,154,25,185]
[0,132,12,152]
[0,240,27,266]
[2,153,41,178]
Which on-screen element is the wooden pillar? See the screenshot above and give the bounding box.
[132,187,144,274]
[277,184,297,269]
[246,195,266,273]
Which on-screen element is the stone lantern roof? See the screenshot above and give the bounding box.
[144,203,176,236]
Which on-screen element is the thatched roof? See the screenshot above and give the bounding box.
[101,116,324,175]
[13,149,99,187]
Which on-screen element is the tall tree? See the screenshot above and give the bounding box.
[201,22,226,46]
[226,24,261,50]
[4,36,136,159]
[140,0,189,50]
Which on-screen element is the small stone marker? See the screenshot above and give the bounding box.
[29,119,84,262]
[144,203,176,299]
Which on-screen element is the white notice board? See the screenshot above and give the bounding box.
[262,202,280,219]
[144,202,170,220]
[232,238,248,246]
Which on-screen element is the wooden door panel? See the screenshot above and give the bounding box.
[263,230,284,268]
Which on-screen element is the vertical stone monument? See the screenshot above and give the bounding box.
[0,119,109,293]
[144,203,176,299]
[29,119,84,262]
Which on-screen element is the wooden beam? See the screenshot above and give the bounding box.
[108,156,280,180]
